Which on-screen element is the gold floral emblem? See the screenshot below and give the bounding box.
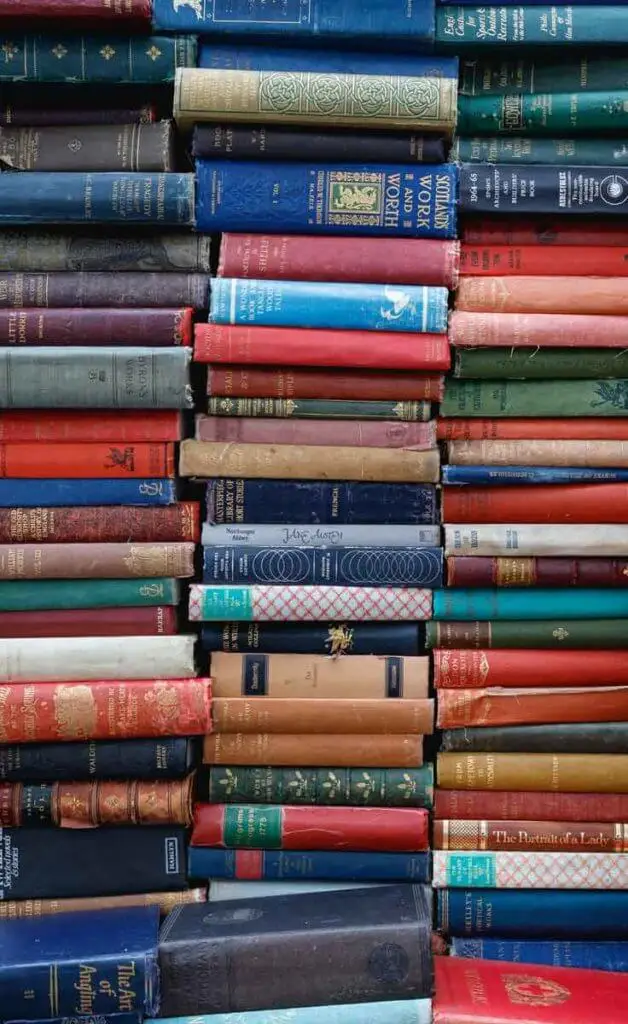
[504,975,571,1007]
[54,685,98,739]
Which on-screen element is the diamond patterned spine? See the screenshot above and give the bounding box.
[188,584,433,622]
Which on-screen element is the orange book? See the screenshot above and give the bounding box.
[437,686,628,729]
[0,442,174,478]
[203,733,424,768]
[457,277,628,316]
[0,411,182,442]
[212,698,434,734]
[442,483,628,523]
[437,419,628,441]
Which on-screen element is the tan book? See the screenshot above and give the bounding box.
[437,752,628,793]
[212,697,434,735]
[203,733,424,768]
[448,439,628,467]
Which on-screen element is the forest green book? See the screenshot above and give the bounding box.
[459,56,628,95]
[0,578,179,611]
[454,348,628,379]
[207,398,431,421]
[453,136,628,165]
[426,619,628,649]
[458,92,628,135]
[441,380,628,417]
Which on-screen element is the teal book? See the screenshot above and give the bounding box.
[0,578,180,611]
[453,137,628,165]
[458,93,628,135]
[157,1004,433,1024]
[459,56,628,95]
[441,380,628,418]
[437,6,628,46]
[0,35,197,83]
[433,588,628,620]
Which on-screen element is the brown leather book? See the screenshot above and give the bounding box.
[203,733,424,768]
[212,698,434,735]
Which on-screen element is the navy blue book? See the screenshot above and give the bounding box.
[442,466,628,485]
[459,164,628,215]
[0,906,159,1018]
[0,737,194,781]
[189,848,430,882]
[7,1017,141,1024]
[198,43,457,76]
[0,479,177,506]
[0,827,188,900]
[200,622,424,655]
[206,480,438,525]
[451,937,628,972]
[196,162,458,238]
[439,889,628,938]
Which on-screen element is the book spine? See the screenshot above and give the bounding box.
[436,6,628,46]
[458,93,628,136]
[203,546,443,588]
[443,380,628,419]
[187,847,430,881]
[0,122,175,172]
[443,467,628,484]
[459,245,628,278]
[0,104,157,127]
[437,687,628,728]
[435,820,628,852]
[195,124,448,164]
[447,440,628,467]
[209,278,449,334]
[0,736,191,781]
[438,418,628,441]
[0,542,194,578]
[449,311,628,350]
[196,162,458,239]
[206,479,438,525]
[206,764,434,807]
[0,504,198,542]
[0,0,151,17]
[433,649,628,689]
[438,752,628,792]
[438,888,628,938]
[450,937,628,972]
[0,309,192,344]
[460,163,628,216]
[0,634,196,682]
[218,235,459,289]
[0,778,193,826]
[433,588,628,620]
[197,417,438,449]
[433,850,628,890]
[459,56,628,95]
[0,606,178,638]
[195,324,451,372]
[202,525,440,548]
[462,217,628,246]
[206,398,432,422]
[0,887,207,919]
[193,804,429,851]
[212,698,434,735]
[190,584,433,623]
[197,43,457,77]
[447,556,628,587]
[0,577,180,610]
[208,367,444,402]
[441,722,628,753]
[174,69,456,132]
[203,733,424,768]
[443,485,628,524]
[455,136,628,165]
[444,524,628,556]
[434,790,628,823]
[0,479,178,507]
[427,619,628,649]
[0,35,194,84]
[0,172,195,225]
[455,347,628,379]
[0,442,174,478]
[0,273,208,309]
[0,232,211,273]
[201,623,423,656]
[0,411,181,443]
[180,442,440,483]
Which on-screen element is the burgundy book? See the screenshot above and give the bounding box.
[0,274,208,309]
[0,308,192,345]
[0,504,199,543]
[207,366,444,402]
[0,0,151,19]
[447,556,628,588]
[434,789,628,822]
[195,415,437,449]
[0,606,177,637]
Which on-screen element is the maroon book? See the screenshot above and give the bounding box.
[0,606,177,637]
[0,0,151,20]
[447,556,628,588]
[0,274,209,309]
[0,308,192,345]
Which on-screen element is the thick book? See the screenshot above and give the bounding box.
[0,231,210,273]
[443,484,628,524]
[433,649,628,689]
[0,443,174,478]
[158,884,432,1015]
[0,606,178,638]
[0,34,193,83]
[447,439,628,467]
[450,937,628,972]
[433,850,628,890]
[442,380,628,418]
[207,367,444,402]
[455,347,628,379]
[459,245,628,278]
[444,524,628,556]
[454,136,628,165]
[205,765,434,808]
[438,752,628,792]
[437,686,628,728]
[0,737,194,781]
[0,635,195,682]
[0,777,193,827]
[462,217,628,246]
[0,505,198,542]
[208,652,429,699]
[435,819,628,853]
[434,790,628,823]
[196,162,457,238]
[0,347,192,409]
[206,398,431,422]
[203,733,424,768]
[428,619,628,648]
[433,956,628,1023]
[201,525,439,548]
[188,848,431,884]
[0,172,194,225]
[190,585,433,623]
[158,1001,431,1024]
[459,55,628,95]
[0,272,208,308]
[212,698,434,736]
[442,466,628,484]
[458,92,628,136]
[438,888,628,938]
[457,277,628,316]
[193,805,429,851]
[0,887,206,921]
[0,542,193,575]
[0,678,211,742]
[441,722,628,753]
[197,417,439,449]
[0,308,193,345]
[449,312,628,350]
[436,6,628,46]
[0,827,188,899]
[0,411,182,442]
[0,578,181,610]
[0,905,159,1018]
[460,164,628,215]
[433,588,628,620]
[206,479,438,525]
[0,122,175,172]
[201,623,425,656]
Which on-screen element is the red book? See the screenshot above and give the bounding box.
[462,218,628,247]
[192,804,429,852]
[0,503,199,542]
[433,955,628,1023]
[449,311,628,349]
[207,366,444,402]
[434,649,628,689]
[0,678,211,742]
[434,789,628,822]
[0,606,176,637]
[447,556,628,588]
[438,419,628,441]
[195,416,437,449]
[443,484,628,524]
[218,234,460,288]
[457,277,628,316]
[0,0,151,18]
[0,309,192,345]
[0,411,181,443]
[460,244,628,277]
[195,323,451,371]
[437,686,628,728]
[0,443,174,478]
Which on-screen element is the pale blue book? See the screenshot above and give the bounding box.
[201,524,442,547]
[158,1001,432,1024]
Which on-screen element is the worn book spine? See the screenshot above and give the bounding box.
[206,398,432,422]
[190,584,433,623]
[208,652,429,699]
[0,678,211,742]
[0,577,180,610]
[187,847,430,886]
[0,480,177,507]
[0,634,196,682]
[196,162,458,239]
[193,804,429,851]
[443,484,628,524]
[427,619,628,649]
[434,790,628,823]
[0,887,206,920]
[142,1002,432,1024]
[433,850,628,890]
[0,442,174,478]
[458,93,628,136]
[460,163,628,215]
[433,589,628,620]
[206,479,438,525]
[433,648,628,689]
[180,441,440,483]
[0,504,199,542]
[203,546,443,588]
[0,606,177,638]
[201,623,423,656]
[174,68,456,132]
[0,103,156,127]
[197,417,437,449]
[210,278,449,334]
[0,825,188,899]
[0,122,175,172]
[434,819,628,853]
[0,542,193,577]
[0,231,211,273]
[0,777,193,826]
[437,685,628,728]
[439,418,628,441]
[443,466,628,485]
[462,217,628,246]
[454,347,628,379]
[459,55,628,95]
[441,723,628,754]
[0,736,192,780]
[0,172,195,225]
[460,245,628,278]
[203,733,424,768]
[450,937,628,972]
[219,235,459,289]
[457,277,628,317]
[208,367,444,402]
[0,0,151,17]
[202,524,440,548]
[448,439,628,466]
[198,44,457,77]
[206,764,433,807]
[212,698,434,736]
[0,272,208,309]
[454,136,628,165]
[444,524,628,557]
[0,308,192,345]
[438,752,628,792]
[438,888,628,938]
[0,411,181,443]
[0,34,195,83]
[443,379,628,419]
[449,311,628,350]
[437,6,628,46]
[195,324,451,372]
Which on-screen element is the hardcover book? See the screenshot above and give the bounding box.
[201,524,440,548]
[205,765,434,807]
[0,34,194,83]
[157,1001,432,1024]
[438,888,628,938]
[460,164,628,215]
[450,937,628,972]
[188,847,431,883]
[0,737,194,781]
[201,622,425,656]
[189,584,433,622]
[0,634,195,681]
[436,6,628,46]
[433,850,628,889]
